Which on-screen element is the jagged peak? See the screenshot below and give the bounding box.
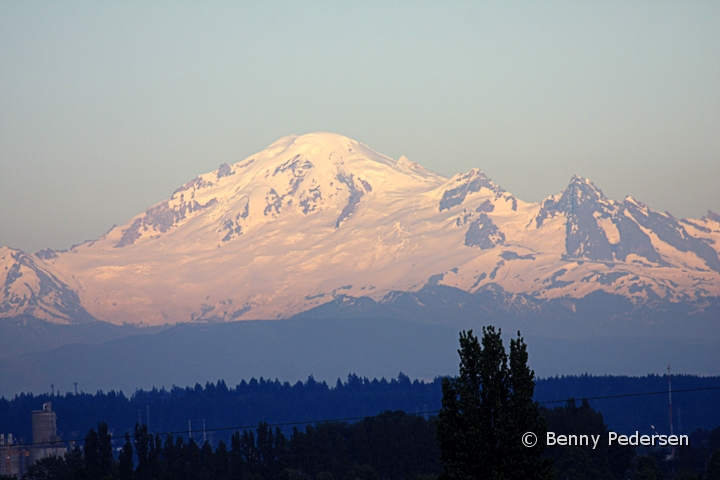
[535,176,612,226]
[565,175,605,197]
[462,167,491,180]
[447,168,502,191]
[623,195,647,210]
[35,248,58,260]
[438,168,502,212]
[553,175,610,211]
[569,173,590,182]
[4,132,720,327]
[703,209,720,223]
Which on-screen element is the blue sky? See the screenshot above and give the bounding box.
[1,1,718,252]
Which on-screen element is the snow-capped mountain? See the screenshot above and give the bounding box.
[2,132,719,325]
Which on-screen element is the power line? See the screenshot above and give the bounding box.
[8,384,720,449]
[536,385,720,405]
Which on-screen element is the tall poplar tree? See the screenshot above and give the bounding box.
[118,433,134,480]
[437,327,552,480]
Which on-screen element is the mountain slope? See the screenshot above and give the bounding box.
[2,132,719,325]
[1,247,94,324]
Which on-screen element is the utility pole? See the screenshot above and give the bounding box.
[74,382,78,395]
[50,384,54,396]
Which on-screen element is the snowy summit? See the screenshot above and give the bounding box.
[2,133,719,325]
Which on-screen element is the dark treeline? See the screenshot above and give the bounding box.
[2,374,719,447]
[1,374,438,446]
[18,403,720,480]
[544,399,635,480]
[24,411,442,480]
[542,399,720,480]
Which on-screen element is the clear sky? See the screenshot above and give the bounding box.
[1,1,719,253]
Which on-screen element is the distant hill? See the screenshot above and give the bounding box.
[0,315,164,360]
[0,316,717,398]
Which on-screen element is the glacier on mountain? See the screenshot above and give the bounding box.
[1,132,719,325]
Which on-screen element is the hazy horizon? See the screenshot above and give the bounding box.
[2,1,719,253]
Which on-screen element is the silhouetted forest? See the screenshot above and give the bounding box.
[2,373,718,447]
[16,404,720,480]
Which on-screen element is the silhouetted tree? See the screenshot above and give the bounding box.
[215,440,230,480]
[84,426,99,478]
[437,327,552,479]
[118,433,134,480]
[83,421,116,479]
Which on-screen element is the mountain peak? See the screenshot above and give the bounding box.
[278,132,354,155]
[242,133,448,186]
[438,168,502,212]
[703,210,720,223]
[554,175,608,211]
[567,174,603,194]
[5,135,718,326]
[101,133,449,248]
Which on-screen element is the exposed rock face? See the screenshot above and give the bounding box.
[2,133,719,325]
[534,176,715,270]
[1,247,94,324]
[624,199,720,273]
[464,214,505,249]
[439,169,502,211]
[116,198,219,247]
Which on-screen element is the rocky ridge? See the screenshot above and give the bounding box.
[2,133,719,325]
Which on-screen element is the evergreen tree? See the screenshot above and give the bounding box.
[187,439,202,480]
[84,426,100,479]
[118,433,134,480]
[24,450,85,480]
[97,422,116,479]
[24,455,66,480]
[147,433,162,480]
[200,441,215,480]
[215,440,231,480]
[133,423,150,480]
[83,422,116,480]
[162,434,180,479]
[437,327,552,480]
